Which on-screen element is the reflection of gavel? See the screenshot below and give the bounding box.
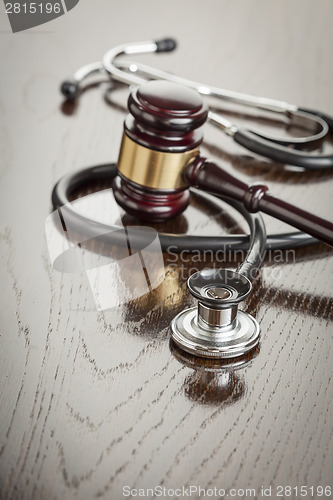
[113,80,333,247]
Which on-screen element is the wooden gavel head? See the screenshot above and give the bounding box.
[113,80,208,221]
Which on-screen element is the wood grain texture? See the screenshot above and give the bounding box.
[0,1,332,499]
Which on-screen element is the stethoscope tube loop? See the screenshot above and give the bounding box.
[51,163,317,263]
[234,129,333,170]
[51,163,267,282]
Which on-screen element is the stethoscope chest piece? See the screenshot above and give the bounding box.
[170,269,260,359]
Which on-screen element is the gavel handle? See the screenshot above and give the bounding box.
[186,157,333,248]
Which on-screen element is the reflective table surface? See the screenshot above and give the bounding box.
[0,1,332,499]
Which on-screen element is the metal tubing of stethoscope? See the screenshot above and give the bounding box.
[69,40,329,142]
[112,59,330,144]
[102,42,330,146]
[70,58,327,145]
[62,41,157,100]
[80,39,294,113]
[102,41,159,87]
[68,41,160,93]
[62,38,333,169]
[74,61,105,83]
[71,59,238,136]
[113,59,296,114]
[107,47,333,168]
[73,46,294,113]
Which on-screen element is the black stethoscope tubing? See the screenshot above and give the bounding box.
[51,163,317,267]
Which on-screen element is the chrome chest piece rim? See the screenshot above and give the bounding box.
[170,269,260,359]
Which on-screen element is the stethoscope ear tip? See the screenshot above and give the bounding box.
[61,80,79,100]
[155,37,177,53]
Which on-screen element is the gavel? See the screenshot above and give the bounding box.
[113,80,333,247]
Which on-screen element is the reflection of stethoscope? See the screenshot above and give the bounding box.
[170,341,259,406]
[53,38,333,360]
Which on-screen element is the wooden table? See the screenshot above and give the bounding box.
[0,1,332,498]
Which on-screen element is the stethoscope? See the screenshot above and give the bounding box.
[61,38,333,170]
[53,38,333,360]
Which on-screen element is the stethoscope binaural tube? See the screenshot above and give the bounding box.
[112,59,332,147]
[61,37,333,170]
[61,39,176,99]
